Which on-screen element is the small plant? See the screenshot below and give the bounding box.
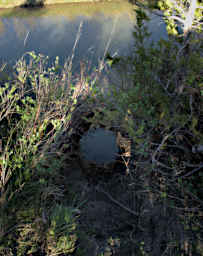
[46,204,78,255]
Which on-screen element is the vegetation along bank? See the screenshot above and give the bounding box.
[0,0,203,255]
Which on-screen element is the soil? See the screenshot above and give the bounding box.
[60,155,191,256]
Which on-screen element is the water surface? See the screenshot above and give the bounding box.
[0,2,136,70]
[0,1,168,73]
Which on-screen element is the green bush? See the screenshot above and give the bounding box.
[46,204,77,255]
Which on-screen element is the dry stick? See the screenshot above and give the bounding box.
[24,31,30,47]
[0,63,6,72]
[151,142,189,154]
[150,187,202,211]
[179,164,203,179]
[96,186,139,217]
[67,21,83,76]
[99,16,119,73]
[33,102,41,133]
[152,129,179,163]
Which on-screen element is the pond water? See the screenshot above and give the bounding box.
[80,128,118,165]
[0,1,168,73]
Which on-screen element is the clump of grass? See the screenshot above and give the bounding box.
[0,52,70,197]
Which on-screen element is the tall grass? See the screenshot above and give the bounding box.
[0,29,109,254]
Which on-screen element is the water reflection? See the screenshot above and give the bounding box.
[144,11,168,44]
[0,1,136,71]
[0,1,168,79]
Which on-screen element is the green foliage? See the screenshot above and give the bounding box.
[0,52,81,255]
[85,9,203,254]
[46,204,77,255]
[90,8,203,178]
[157,0,203,36]
[0,177,78,255]
[135,8,150,27]
[0,52,72,198]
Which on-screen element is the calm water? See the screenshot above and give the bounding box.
[0,1,167,73]
[80,128,118,165]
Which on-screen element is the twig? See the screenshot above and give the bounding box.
[169,15,185,24]
[99,16,118,73]
[24,31,30,46]
[151,142,190,154]
[152,130,175,163]
[184,162,203,168]
[96,186,139,217]
[0,63,6,72]
[67,21,83,76]
[180,164,203,179]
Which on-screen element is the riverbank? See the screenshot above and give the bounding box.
[0,0,122,9]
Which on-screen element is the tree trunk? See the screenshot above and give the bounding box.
[183,0,198,36]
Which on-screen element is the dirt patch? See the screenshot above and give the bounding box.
[50,95,203,256]
[59,153,196,256]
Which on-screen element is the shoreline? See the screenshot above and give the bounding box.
[0,0,122,9]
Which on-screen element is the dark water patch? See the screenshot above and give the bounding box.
[80,128,119,165]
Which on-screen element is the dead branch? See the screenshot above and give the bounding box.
[96,185,140,217]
